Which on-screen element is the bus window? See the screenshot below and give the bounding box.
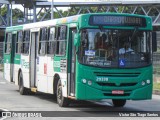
[22,30,30,54]
[56,26,67,55]
[39,27,48,55]
[5,33,12,53]
[47,27,56,54]
[16,31,23,54]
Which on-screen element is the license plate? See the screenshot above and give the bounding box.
[112,90,124,94]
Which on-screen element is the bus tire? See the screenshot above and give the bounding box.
[57,79,69,107]
[19,72,28,95]
[112,99,126,107]
[53,75,59,99]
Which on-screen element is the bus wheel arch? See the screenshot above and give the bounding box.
[18,69,22,86]
[57,79,69,107]
[53,74,69,107]
[18,70,28,95]
[53,74,60,95]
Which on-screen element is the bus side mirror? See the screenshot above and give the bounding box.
[152,32,157,52]
[74,33,80,46]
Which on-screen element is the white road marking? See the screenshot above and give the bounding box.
[0,108,9,111]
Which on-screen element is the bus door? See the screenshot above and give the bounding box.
[30,29,39,88]
[10,33,17,82]
[68,28,77,96]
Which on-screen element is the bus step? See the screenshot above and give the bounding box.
[31,88,37,92]
[68,96,76,100]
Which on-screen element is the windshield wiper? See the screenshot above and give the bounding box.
[99,25,105,32]
[130,27,139,42]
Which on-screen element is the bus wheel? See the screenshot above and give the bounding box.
[57,80,69,107]
[112,99,126,107]
[19,72,28,95]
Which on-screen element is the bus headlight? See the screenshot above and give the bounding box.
[88,80,92,86]
[146,79,151,84]
[141,81,145,86]
[82,79,87,84]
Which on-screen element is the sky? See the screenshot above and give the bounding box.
[12,0,158,12]
[47,0,101,2]
[12,0,109,11]
[12,0,79,11]
[7,0,159,20]
[56,0,160,1]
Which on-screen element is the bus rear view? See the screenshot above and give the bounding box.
[74,13,156,107]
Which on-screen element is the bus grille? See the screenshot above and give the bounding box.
[94,72,140,77]
[103,93,131,97]
[97,82,137,87]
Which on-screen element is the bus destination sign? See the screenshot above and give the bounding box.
[89,15,146,27]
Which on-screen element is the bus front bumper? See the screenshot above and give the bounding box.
[76,82,152,100]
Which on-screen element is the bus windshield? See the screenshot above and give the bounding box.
[78,29,151,68]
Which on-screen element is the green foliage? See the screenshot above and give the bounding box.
[153,83,160,90]
[1,5,23,20]
[38,9,64,20]
[12,8,23,20]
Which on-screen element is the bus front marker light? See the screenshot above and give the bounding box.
[141,81,145,86]
[88,80,92,86]
[146,79,150,84]
[82,79,87,84]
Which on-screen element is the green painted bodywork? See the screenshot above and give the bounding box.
[73,13,153,100]
[4,53,21,64]
[53,56,67,72]
[75,64,152,100]
[14,54,21,64]
[6,26,23,32]
[3,54,11,63]
[4,25,23,65]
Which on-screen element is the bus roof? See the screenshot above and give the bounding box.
[6,14,80,32]
[5,13,151,32]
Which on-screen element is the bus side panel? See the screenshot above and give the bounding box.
[14,64,21,85]
[54,57,68,97]
[47,56,54,94]
[4,54,11,82]
[14,54,21,85]
[37,56,48,93]
[21,55,30,88]
[59,73,68,97]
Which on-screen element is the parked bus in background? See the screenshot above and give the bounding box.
[3,13,157,107]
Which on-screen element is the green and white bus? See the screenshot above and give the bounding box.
[4,13,157,107]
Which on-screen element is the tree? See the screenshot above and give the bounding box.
[12,8,23,20]
[1,5,7,18]
[0,5,23,20]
